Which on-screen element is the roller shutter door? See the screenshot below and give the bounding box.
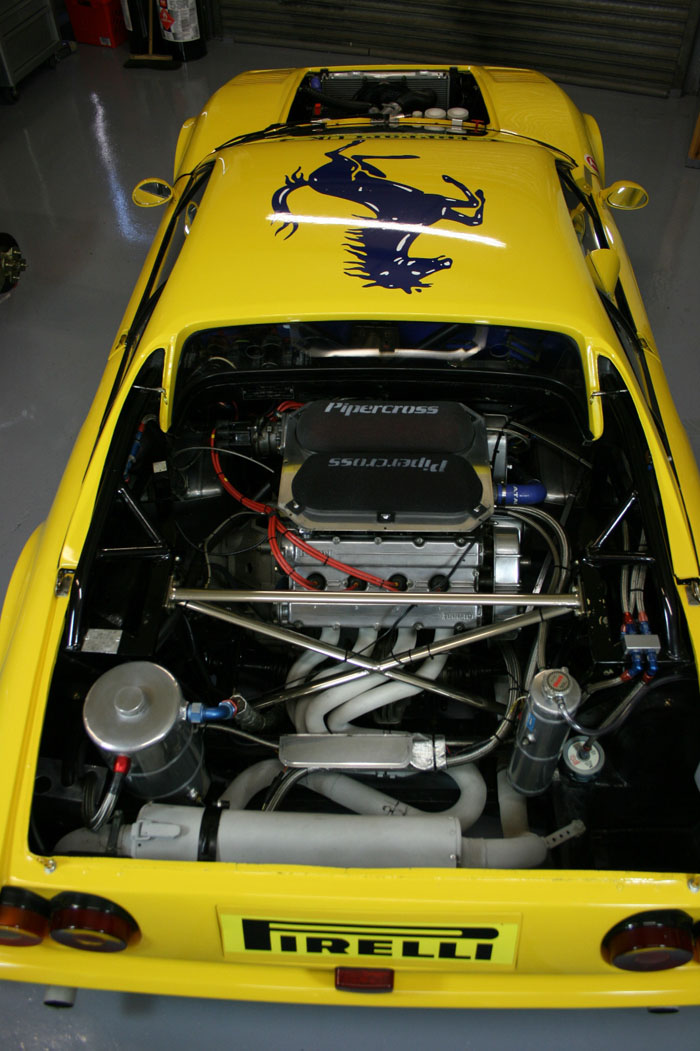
[216,0,700,95]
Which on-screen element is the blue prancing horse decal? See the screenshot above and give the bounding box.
[271,139,485,293]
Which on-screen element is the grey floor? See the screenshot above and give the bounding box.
[0,34,699,1051]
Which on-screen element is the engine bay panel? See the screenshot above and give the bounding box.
[28,320,700,878]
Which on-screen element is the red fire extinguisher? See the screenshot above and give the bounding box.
[157,0,206,62]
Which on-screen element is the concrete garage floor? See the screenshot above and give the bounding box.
[0,36,699,1050]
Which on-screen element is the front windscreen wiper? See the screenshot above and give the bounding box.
[214,122,330,153]
[493,129,577,168]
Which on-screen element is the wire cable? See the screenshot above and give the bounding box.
[559,674,693,740]
[209,426,399,592]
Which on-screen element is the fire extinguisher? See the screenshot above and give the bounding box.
[156,0,207,62]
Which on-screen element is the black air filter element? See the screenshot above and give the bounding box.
[291,453,482,519]
[295,401,474,455]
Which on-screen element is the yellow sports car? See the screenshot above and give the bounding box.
[1,63,700,1008]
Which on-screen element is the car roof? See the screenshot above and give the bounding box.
[144,134,617,366]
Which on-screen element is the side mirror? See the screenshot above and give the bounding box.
[601,181,649,210]
[184,201,198,234]
[132,178,174,208]
[586,247,620,296]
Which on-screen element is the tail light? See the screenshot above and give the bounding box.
[0,887,50,946]
[602,910,695,971]
[49,892,140,953]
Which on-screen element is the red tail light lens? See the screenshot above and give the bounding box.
[335,966,394,993]
[602,910,695,971]
[0,887,50,947]
[49,892,140,953]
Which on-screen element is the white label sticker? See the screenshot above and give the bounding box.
[158,0,200,42]
[81,629,123,655]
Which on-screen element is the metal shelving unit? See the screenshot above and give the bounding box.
[0,0,60,101]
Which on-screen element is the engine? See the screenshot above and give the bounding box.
[285,67,491,125]
[270,399,515,629]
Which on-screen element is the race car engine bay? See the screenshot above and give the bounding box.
[32,322,700,873]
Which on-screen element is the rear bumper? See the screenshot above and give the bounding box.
[2,857,700,1008]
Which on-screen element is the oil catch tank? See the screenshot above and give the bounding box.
[83,662,207,800]
[507,668,581,796]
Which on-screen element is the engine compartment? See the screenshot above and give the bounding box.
[31,321,700,873]
[285,68,491,125]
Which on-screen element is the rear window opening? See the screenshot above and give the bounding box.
[286,68,490,124]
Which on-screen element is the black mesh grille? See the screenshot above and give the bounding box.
[295,401,475,455]
[292,453,482,517]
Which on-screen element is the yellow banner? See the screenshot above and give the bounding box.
[219,914,520,968]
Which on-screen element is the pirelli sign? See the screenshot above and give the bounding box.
[218,915,520,968]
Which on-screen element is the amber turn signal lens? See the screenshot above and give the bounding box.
[49,892,140,953]
[0,887,51,947]
[335,966,394,992]
[602,910,695,972]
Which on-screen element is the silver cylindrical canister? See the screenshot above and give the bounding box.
[507,668,581,796]
[83,662,207,800]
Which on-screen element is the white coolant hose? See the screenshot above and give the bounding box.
[496,767,529,837]
[221,758,284,809]
[326,629,451,732]
[55,826,112,854]
[302,630,412,731]
[219,758,487,833]
[219,758,283,808]
[460,767,548,868]
[460,833,547,868]
[285,626,340,725]
[299,626,381,733]
[286,626,341,683]
[305,762,487,833]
